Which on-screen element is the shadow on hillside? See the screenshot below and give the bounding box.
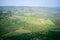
[2,31,60,40]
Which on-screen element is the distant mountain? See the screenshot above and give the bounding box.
[0,6,60,12]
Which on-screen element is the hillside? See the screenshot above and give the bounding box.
[0,6,60,40]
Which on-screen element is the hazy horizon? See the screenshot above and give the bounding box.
[0,0,60,7]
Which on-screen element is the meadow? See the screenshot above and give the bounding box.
[0,6,60,40]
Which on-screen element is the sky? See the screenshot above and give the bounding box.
[0,0,60,7]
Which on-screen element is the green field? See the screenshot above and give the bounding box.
[0,6,60,40]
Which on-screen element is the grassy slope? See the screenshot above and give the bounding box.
[1,15,60,40]
[1,16,55,37]
[0,7,60,40]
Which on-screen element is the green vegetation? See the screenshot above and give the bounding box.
[0,6,60,40]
